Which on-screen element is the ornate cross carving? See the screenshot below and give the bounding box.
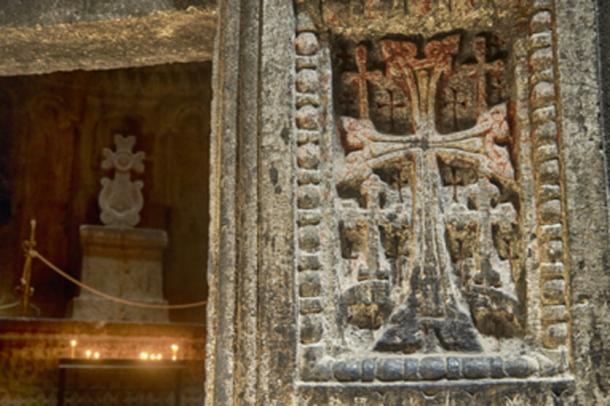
[98,134,145,228]
[337,35,514,353]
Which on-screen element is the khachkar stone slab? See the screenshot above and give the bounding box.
[293,0,575,402]
[71,135,169,322]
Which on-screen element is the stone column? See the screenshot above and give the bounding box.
[559,0,610,402]
[205,0,296,405]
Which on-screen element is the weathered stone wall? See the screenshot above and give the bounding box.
[206,0,610,404]
[0,1,216,76]
[0,0,608,404]
[599,0,610,198]
[0,0,212,28]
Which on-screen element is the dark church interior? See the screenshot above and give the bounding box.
[0,62,211,404]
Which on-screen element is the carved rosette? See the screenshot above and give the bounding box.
[293,0,571,385]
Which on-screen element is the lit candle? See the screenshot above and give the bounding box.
[171,344,179,361]
[85,350,92,359]
[140,352,149,361]
[93,351,100,360]
[70,339,78,359]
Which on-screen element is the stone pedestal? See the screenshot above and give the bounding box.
[71,225,169,323]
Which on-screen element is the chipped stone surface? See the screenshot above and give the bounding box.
[291,0,567,381]
[0,0,212,27]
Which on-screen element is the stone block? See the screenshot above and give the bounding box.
[71,225,168,322]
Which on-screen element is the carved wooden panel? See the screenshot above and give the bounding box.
[293,0,571,385]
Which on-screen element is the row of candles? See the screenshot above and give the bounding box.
[69,339,180,361]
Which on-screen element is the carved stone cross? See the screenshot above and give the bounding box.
[337,35,513,353]
[443,86,469,131]
[98,134,145,228]
[462,36,506,116]
[343,45,384,119]
[375,87,408,133]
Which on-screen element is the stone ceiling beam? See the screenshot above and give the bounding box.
[0,8,216,76]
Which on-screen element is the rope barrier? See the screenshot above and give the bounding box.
[0,301,20,310]
[0,301,38,315]
[30,249,207,310]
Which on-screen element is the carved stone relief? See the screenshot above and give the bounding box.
[294,0,571,385]
[99,134,145,228]
[332,33,522,355]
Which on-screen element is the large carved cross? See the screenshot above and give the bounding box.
[338,35,513,353]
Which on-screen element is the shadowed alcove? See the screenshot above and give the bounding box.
[0,2,216,401]
[0,62,211,323]
[0,61,212,404]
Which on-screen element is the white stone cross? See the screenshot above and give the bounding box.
[98,134,146,228]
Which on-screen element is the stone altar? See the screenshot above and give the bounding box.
[71,134,169,322]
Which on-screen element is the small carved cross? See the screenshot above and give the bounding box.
[461,36,505,116]
[343,45,384,119]
[340,182,411,285]
[443,86,469,131]
[375,88,408,133]
[470,179,504,288]
[101,134,145,174]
